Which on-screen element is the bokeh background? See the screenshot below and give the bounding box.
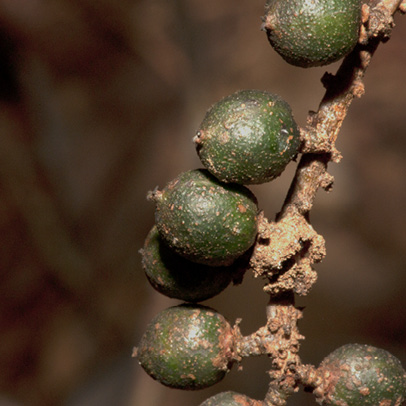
[0,1,405,405]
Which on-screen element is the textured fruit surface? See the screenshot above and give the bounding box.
[194,90,300,184]
[200,391,262,406]
[141,225,236,302]
[264,0,361,67]
[153,169,258,266]
[136,304,234,390]
[315,343,406,406]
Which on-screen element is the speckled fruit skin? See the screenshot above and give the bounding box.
[136,304,234,390]
[153,169,258,266]
[315,343,406,406]
[264,0,361,67]
[200,391,261,406]
[194,90,300,185]
[140,225,236,302]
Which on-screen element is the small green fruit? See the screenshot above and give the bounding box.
[200,391,262,406]
[264,0,361,67]
[315,343,406,406]
[136,304,235,390]
[141,225,237,302]
[152,169,258,266]
[194,90,300,185]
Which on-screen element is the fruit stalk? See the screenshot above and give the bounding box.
[249,0,403,300]
[283,0,403,220]
[234,292,304,406]
[254,2,404,403]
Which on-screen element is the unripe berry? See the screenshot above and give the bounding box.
[264,0,361,67]
[136,304,235,390]
[200,391,262,406]
[315,343,406,406]
[151,169,258,266]
[194,90,300,185]
[141,225,237,302]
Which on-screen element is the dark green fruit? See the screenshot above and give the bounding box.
[200,391,262,406]
[152,169,258,266]
[141,225,237,302]
[315,343,406,406]
[136,304,235,390]
[194,90,300,185]
[263,0,361,67]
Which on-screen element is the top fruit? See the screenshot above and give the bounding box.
[194,90,300,184]
[315,343,406,406]
[263,0,361,68]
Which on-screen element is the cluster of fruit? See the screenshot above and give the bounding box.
[135,0,406,405]
[137,88,301,390]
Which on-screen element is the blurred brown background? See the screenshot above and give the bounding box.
[0,1,405,405]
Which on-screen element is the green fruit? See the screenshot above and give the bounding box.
[136,304,235,390]
[263,0,361,67]
[194,90,300,185]
[200,391,261,406]
[152,169,258,266]
[315,343,406,406]
[141,225,237,302]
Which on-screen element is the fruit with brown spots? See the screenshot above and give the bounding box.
[151,169,258,266]
[136,304,235,390]
[194,90,300,184]
[315,343,406,406]
[263,0,361,68]
[140,225,238,302]
[200,391,262,405]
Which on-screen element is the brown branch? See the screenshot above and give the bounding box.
[233,293,303,406]
[249,0,403,295]
[244,1,404,404]
[281,0,403,218]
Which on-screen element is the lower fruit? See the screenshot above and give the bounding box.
[315,343,406,406]
[200,391,262,406]
[136,304,235,390]
[141,225,237,302]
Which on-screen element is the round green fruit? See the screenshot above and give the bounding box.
[136,304,235,390]
[200,391,262,406]
[263,0,361,67]
[141,225,237,302]
[315,343,406,406]
[194,90,300,185]
[152,169,258,266]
